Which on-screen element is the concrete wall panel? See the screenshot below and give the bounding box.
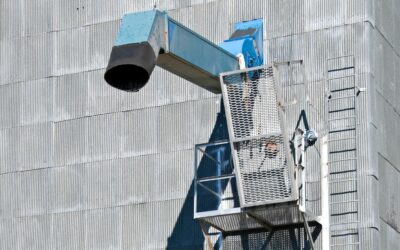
[16,169,50,217]
[54,119,88,166]
[17,215,53,250]
[54,72,88,121]
[86,208,121,250]
[49,165,87,213]
[53,211,86,250]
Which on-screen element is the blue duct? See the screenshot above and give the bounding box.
[219,19,263,68]
[104,10,263,93]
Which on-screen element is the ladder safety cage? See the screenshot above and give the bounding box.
[220,65,298,208]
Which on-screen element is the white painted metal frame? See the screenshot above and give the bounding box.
[193,140,240,219]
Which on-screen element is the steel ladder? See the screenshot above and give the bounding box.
[326,55,360,250]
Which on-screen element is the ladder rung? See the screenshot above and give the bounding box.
[329,128,356,134]
[329,116,356,122]
[327,66,355,73]
[329,178,358,184]
[330,200,359,205]
[328,158,357,164]
[328,137,356,143]
[330,170,357,175]
[328,107,356,113]
[330,87,356,93]
[329,148,356,154]
[331,210,359,216]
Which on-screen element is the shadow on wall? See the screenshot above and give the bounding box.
[166,100,230,249]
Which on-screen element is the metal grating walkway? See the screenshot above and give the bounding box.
[326,55,360,250]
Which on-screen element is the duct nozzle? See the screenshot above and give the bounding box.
[104,10,165,92]
[104,42,157,92]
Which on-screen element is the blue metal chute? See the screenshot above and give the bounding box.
[104,10,240,93]
[104,10,265,93]
[158,17,240,93]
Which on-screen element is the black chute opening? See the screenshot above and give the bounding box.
[104,42,157,92]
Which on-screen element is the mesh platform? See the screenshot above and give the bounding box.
[220,65,296,207]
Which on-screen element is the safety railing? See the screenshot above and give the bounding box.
[194,140,240,218]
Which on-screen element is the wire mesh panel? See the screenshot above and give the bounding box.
[220,65,296,207]
[223,67,281,139]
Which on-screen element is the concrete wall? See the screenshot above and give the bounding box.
[0,0,397,249]
[370,0,400,249]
